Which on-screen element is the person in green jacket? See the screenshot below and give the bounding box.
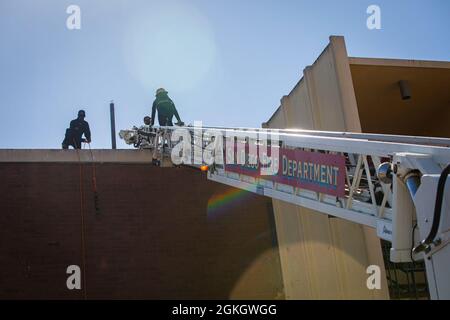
[151,88,184,126]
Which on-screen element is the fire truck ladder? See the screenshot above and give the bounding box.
[120,125,450,299]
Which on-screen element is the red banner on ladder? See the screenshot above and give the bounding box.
[225,145,346,197]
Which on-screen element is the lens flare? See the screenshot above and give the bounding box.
[207,188,252,217]
[123,1,216,94]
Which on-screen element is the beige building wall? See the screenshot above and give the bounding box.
[349,58,450,138]
[266,36,389,299]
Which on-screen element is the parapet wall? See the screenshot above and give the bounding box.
[0,150,283,299]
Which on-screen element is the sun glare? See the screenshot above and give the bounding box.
[123,1,217,94]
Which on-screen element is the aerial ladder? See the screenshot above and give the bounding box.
[120,124,450,299]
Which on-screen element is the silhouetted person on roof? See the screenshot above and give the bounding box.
[62,110,91,149]
[151,88,184,127]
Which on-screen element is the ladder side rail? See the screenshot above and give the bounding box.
[185,125,450,147]
[157,126,450,164]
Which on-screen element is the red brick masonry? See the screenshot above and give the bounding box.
[0,163,282,299]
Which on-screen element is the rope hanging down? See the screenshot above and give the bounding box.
[74,139,88,300]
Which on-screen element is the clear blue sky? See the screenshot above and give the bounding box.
[0,0,449,148]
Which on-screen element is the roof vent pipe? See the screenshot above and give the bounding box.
[110,100,117,149]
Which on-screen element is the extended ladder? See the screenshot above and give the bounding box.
[120,125,450,299]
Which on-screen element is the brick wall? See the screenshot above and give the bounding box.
[0,163,283,299]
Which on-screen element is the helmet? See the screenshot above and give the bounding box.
[143,116,151,125]
[156,88,167,96]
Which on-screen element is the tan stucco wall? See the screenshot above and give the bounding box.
[266,36,389,299]
[349,60,450,138]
